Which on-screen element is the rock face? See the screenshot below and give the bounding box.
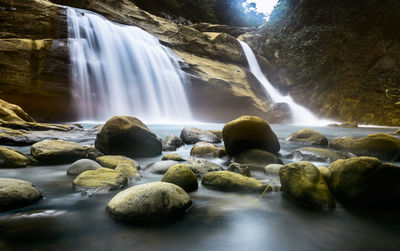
[234,149,281,171]
[279,161,335,209]
[190,142,226,158]
[67,159,102,176]
[30,140,93,163]
[72,168,127,190]
[329,133,400,161]
[0,178,42,211]
[290,147,353,163]
[0,99,35,124]
[161,164,198,192]
[286,129,328,146]
[222,116,280,155]
[96,155,140,170]
[186,159,224,176]
[95,116,162,158]
[106,182,192,221]
[180,127,221,144]
[202,171,265,193]
[329,157,400,207]
[0,147,31,168]
[162,135,184,151]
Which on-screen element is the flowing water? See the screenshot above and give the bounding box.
[1,124,399,251]
[67,8,192,122]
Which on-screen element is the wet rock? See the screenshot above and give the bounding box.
[222,116,280,155]
[0,99,35,124]
[227,162,251,177]
[162,153,185,161]
[202,171,266,193]
[0,147,31,168]
[329,157,400,207]
[84,147,104,160]
[395,129,400,135]
[0,127,41,146]
[106,182,192,221]
[317,166,332,183]
[0,178,42,212]
[67,159,102,176]
[265,103,293,124]
[264,164,283,175]
[161,164,198,192]
[145,160,180,174]
[162,134,184,151]
[72,168,127,190]
[279,161,335,209]
[290,147,353,163]
[115,164,141,179]
[186,158,224,176]
[330,133,400,161]
[180,127,221,144]
[208,130,222,140]
[95,116,162,158]
[190,142,226,158]
[286,129,328,146]
[96,155,140,170]
[235,149,281,171]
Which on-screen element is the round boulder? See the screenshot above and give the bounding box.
[235,149,281,171]
[0,147,31,168]
[202,171,266,193]
[186,159,223,176]
[222,116,280,155]
[0,178,42,211]
[144,160,180,174]
[162,135,184,151]
[72,168,127,190]
[30,140,91,164]
[180,127,221,144]
[286,129,328,146]
[106,182,192,221]
[96,155,140,170]
[95,116,162,158]
[162,164,198,192]
[67,159,102,176]
[190,142,226,158]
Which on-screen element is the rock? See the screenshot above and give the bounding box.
[329,157,400,207]
[190,142,226,158]
[279,161,335,209]
[162,153,185,161]
[265,103,293,124]
[317,166,332,183]
[72,168,127,190]
[186,159,224,176]
[180,127,221,144]
[222,116,280,155]
[339,122,358,128]
[30,140,94,164]
[0,178,42,211]
[395,129,400,135]
[161,164,198,192]
[96,155,140,170]
[235,149,281,171]
[115,164,141,179]
[106,182,192,221]
[84,146,104,160]
[201,171,266,193]
[67,159,102,176]
[264,164,283,175]
[0,99,35,124]
[286,129,328,146]
[329,133,400,161]
[0,147,31,168]
[162,135,184,151]
[0,127,42,146]
[145,160,180,174]
[95,116,162,158]
[227,162,251,177]
[208,130,222,139]
[290,147,353,162]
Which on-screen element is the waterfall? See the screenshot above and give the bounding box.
[239,41,331,125]
[66,8,192,122]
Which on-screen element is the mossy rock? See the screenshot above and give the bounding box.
[290,147,353,163]
[115,164,141,179]
[186,158,223,176]
[0,178,42,212]
[162,153,185,161]
[96,155,140,170]
[202,171,266,193]
[73,168,127,190]
[286,129,328,146]
[162,164,198,192]
[234,149,281,171]
[190,142,226,158]
[30,140,91,164]
[0,147,31,168]
[180,127,221,144]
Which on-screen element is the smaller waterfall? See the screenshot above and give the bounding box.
[67,8,192,122]
[239,41,331,125]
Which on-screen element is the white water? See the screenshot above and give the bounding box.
[67,8,192,123]
[239,41,332,125]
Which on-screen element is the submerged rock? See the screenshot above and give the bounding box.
[279,161,335,209]
[106,182,192,221]
[180,127,221,144]
[0,178,42,212]
[96,155,140,170]
[190,142,226,158]
[145,160,180,174]
[162,153,185,161]
[222,116,280,155]
[234,149,281,171]
[72,168,127,190]
[161,164,198,192]
[227,162,251,177]
[67,159,102,176]
[95,116,162,158]
[0,147,31,168]
[186,158,223,176]
[290,147,353,163]
[286,129,328,146]
[162,135,184,151]
[202,171,266,193]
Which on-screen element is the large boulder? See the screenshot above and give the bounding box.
[106,182,192,221]
[0,178,42,211]
[290,147,353,163]
[329,133,400,161]
[67,159,102,176]
[279,161,335,209]
[161,164,198,192]
[180,127,221,144]
[201,171,266,193]
[329,157,400,207]
[72,168,127,190]
[162,135,184,151]
[96,155,140,170]
[234,149,281,171]
[190,142,226,158]
[95,116,162,158]
[144,160,180,174]
[286,129,328,146]
[186,159,224,176]
[0,99,35,124]
[222,116,280,155]
[0,147,31,168]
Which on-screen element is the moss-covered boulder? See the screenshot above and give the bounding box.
[279,161,335,209]
[329,157,400,207]
[317,166,332,183]
[72,168,127,190]
[0,178,42,211]
[186,158,223,176]
[180,127,221,144]
[162,134,184,151]
[162,153,185,161]
[222,116,280,155]
[96,155,140,170]
[67,159,102,176]
[286,129,328,146]
[161,164,198,192]
[190,142,226,158]
[329,133,400,161]
[115,164,141,179]
[235,149,281,171]
[95,116,161,158]
[0,147,31,168]
[290,147,353,163]
[202,171,266,193]
[227,162,251,177]
[106,182,192,221]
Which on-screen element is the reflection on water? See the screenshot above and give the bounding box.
[0,124,399,250]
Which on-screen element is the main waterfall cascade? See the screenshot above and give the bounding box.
[67,8,192,122]
[239,41,331,125]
